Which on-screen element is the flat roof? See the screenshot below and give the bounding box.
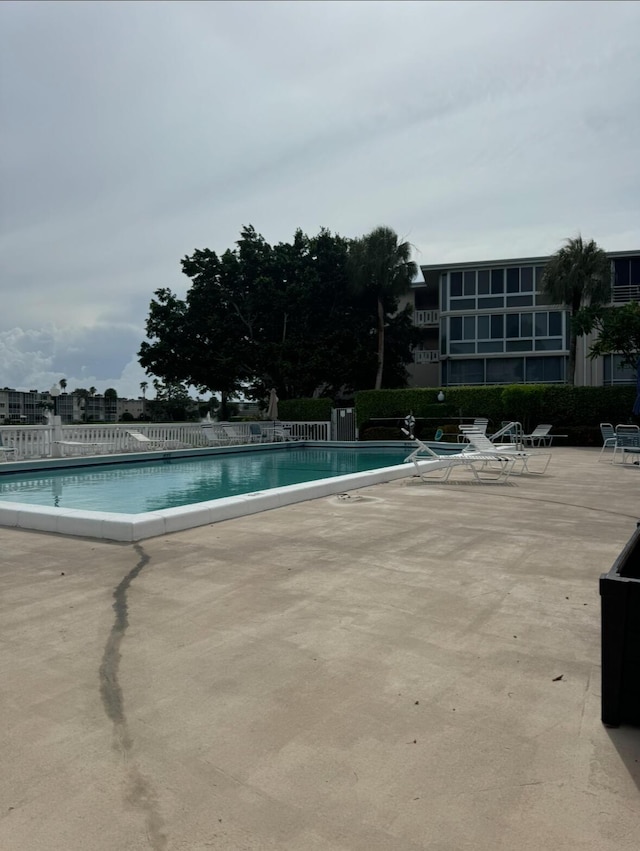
[419,248,640,274]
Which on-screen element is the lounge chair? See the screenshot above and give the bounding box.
[402,430,516,484]
[458,418,489,442]
[201,424,232,446]
[221,425,248,444]
[126,430,172,450]
[54,440,114,456]
[460,428,552,475]
[521,424,561,447]
[261,424,294,442]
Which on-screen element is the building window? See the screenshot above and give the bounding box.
[447,310,564,356]
[525,357,565,383]
[486,358,524,384]
[491,269,504,294]
[478,269,490,294]
[448,266,540,311]
[603,355,636,385]
[448,359,485,384]
[445,355,566,386]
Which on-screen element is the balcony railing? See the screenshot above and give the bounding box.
[414,350,440,364]
[414,309,440,326]
[612,285,640,304]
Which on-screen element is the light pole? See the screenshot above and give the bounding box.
[49,385,61,418]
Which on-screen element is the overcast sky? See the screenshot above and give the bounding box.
[1,0,638,399]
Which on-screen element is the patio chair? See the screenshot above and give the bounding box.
[613,424,640,464]
[0,432,16,460]
[248,423,266,443]
[599,423,617,462]
[459,427,552,475]
[402,430,516,484]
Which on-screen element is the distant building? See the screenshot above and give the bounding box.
[0,388,49,424]
[0,389,145,425]
[117,397,144,420]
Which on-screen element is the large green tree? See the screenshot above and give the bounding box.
[139,225,422,408]
[541,236,612,384]
[347,226,418,390]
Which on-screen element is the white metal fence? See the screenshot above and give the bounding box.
[0,420,333,461]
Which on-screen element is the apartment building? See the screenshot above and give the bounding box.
[408,250,640,388]
[0,389,144,425]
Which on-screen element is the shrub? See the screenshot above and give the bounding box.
[278,397,333,421]
[354,385,638,445]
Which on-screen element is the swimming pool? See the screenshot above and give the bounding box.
[0,445,413,513]
[0,441,447,542]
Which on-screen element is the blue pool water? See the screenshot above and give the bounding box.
[0,445,413,514]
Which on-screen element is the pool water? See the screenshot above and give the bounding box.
[0,446,413,514]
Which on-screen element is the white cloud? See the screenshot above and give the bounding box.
[0,0,638,395]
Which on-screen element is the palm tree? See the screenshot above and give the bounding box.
[59,378,67,393]
[140,380,148,419]
[348,226,418,390]
[541,235,611,385]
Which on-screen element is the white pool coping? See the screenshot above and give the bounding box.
[0,442,449,541]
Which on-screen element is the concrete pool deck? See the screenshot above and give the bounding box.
[1,446,639,850]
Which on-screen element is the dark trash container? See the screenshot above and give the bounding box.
[600,524,640,726]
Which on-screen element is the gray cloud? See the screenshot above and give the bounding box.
[1,0,639,395]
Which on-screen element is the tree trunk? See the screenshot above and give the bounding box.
[220,391,229,421]
[375,297,385,390]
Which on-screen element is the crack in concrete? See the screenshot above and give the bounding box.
[99,543,167,850]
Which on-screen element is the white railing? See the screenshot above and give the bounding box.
[414,309,440,326]
[0,420,332,461]
[414,349,440,364]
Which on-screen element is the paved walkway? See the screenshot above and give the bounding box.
[1,447,639,850]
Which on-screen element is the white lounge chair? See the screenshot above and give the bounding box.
[458,418,489,442]
[460,428,552,475]
[221,425,249,444]
[402,430,516,484]
[126,430,172,450]
[54,440,115,456]
[520,424,566,447]
[201,424,232,446]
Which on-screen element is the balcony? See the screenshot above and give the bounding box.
[414,349,440,364]
[414,309,440,326]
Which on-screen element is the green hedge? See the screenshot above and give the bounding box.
[355,385,637,444]
[278,397,333,421]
